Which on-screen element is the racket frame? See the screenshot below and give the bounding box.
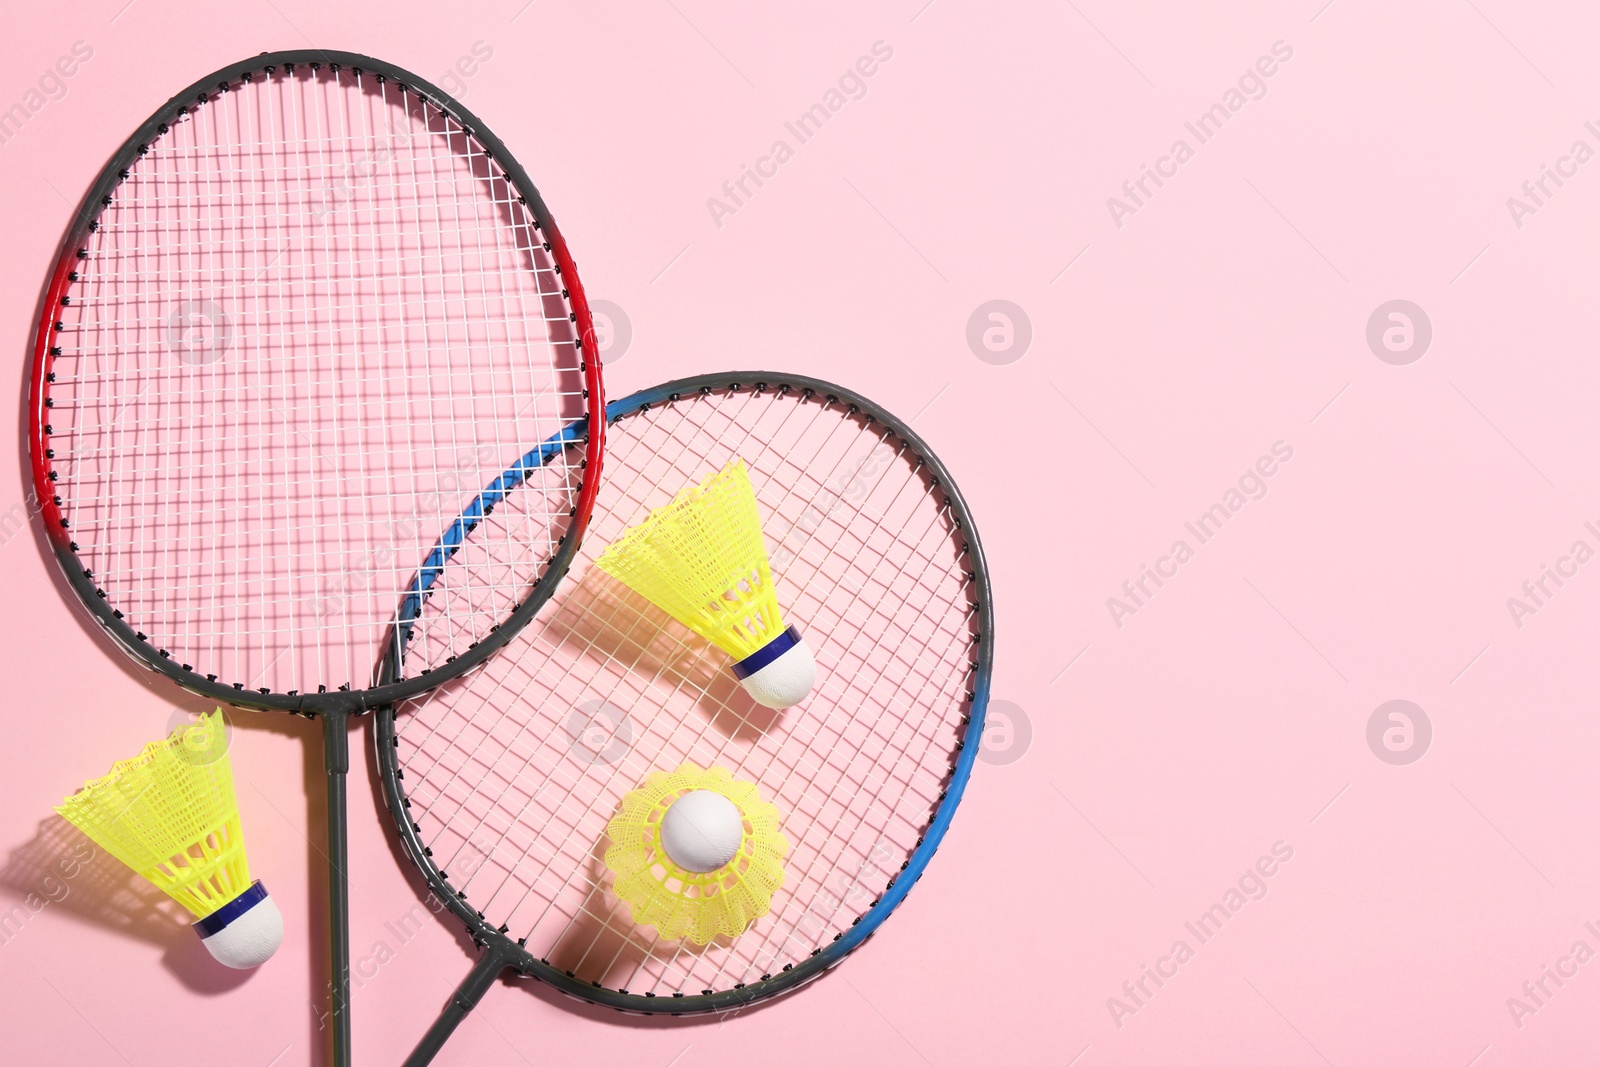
[26,49,606,1066]
[27,48,606,719]
[377,371,993,1024]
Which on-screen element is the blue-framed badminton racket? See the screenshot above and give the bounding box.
[375,371,993,1063]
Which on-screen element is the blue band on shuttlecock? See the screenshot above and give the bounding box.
[193,880,269,937]
[730,626,802,679]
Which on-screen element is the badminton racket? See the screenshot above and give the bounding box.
[376,372,991,1062]
[27,50,605,1065]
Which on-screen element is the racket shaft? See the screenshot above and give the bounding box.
[324,712,352,1067]
[405,946,515,1066]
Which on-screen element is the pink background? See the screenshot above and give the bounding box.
[3,1,1598,1064]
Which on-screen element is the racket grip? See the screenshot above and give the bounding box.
[323,710,353,1067]
[404,945,515,1066]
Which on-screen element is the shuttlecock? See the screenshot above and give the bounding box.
[56,710,282,969]
[604,763,788,945]
[595,458,816,709]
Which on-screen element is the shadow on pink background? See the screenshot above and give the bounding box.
[4,1,1600,1064]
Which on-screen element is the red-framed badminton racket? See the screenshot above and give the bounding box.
[26,50,604,1066]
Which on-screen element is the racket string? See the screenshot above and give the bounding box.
[480,458,962,990]
[395,388,977,995]
[429,388,810,923]
[47,63,587,695]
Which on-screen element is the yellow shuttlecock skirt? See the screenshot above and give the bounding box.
[595,458,787,661]
[604,764,788,945]
[56,710,251,920]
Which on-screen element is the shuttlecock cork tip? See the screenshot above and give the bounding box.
[660,789,744,873]
[732,626,815,710]
[195,880,283,969]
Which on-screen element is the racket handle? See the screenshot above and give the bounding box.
[404,944,516,1066]
[323,710,353,1067]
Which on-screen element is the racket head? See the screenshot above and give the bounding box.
[28,51,605,718]
[377,372,992,1013]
